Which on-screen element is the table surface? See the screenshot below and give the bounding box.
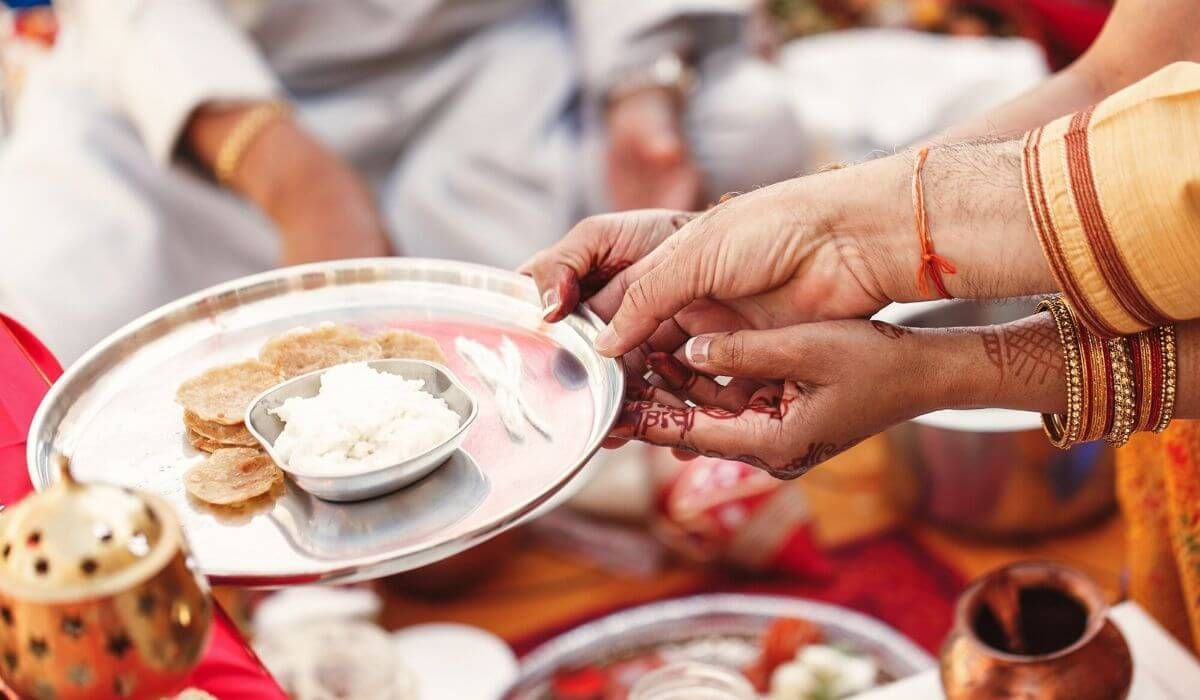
[370,435,1127,644]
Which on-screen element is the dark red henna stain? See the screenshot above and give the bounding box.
[981,327,1004,379]
[579,259,632,297]
[870,320,910,340]
[646,352,697,392]
[999,316,1063,386]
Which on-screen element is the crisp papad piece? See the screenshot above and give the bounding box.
[185,428,225,454]
[184,448,281,506]
[177,360,282,425]
[374,328,447,364]
[259,323,382,378]
[183,410,258,447]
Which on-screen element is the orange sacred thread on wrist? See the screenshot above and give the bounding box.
[912,147,957,299]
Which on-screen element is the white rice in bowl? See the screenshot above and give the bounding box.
[271,363,461,475]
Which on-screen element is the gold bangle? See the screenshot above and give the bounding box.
[214,102,289,188]
[1106,336,1135,447]
[1130,330,1156,432]
[1078,327,1108,443]
[1155,324,1178,432]
[1038,297,1084,448]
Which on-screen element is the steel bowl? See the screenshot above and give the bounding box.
[503,594,934,699]
[245,359,478,502]
[876,300,1115,539]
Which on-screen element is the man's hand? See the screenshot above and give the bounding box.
[185,102,394,266]
[591,141,1057,359]
[605,88,702,211]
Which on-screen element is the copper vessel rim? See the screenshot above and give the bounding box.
[0,489,184,604]
[954,560,1108,664]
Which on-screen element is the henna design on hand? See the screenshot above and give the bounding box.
[765,438,864,480]
[981,327,1004,378]
[980,316,1062,386]
[1000,315,1062,386]
[870,320,910,340]
[614,400,695,444]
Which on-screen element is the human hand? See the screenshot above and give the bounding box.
[605,88,702,211]
[590,142,1057,359]
[614,320,934,478]
[618,308,1110,478]
[520,209,763,379]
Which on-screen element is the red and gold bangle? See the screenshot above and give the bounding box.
[1038,296,1085,448]
[1105,336,1135,447]
[1155,324,1178,433]
[1125,324,1177,435]
[1077,320,1113,443]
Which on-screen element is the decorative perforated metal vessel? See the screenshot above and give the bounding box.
[0,462,210,699]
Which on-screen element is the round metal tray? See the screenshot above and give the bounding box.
[27,259,623,586]
[505,594,936,698]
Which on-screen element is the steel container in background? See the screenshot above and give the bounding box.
[877,301,1116,539]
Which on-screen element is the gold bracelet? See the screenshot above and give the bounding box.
[1078,327,1108,443]
[1155,324,1178,432]
[1130,330,1157,432]
[1106,336,1135,447]
[214,102,289,188]
[1038,297,1084,448]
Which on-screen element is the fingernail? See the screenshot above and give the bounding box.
[686,336,712,365]
[594,325,618,356]
[541,288,561,321]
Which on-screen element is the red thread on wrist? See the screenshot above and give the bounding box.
[912,147,957,299]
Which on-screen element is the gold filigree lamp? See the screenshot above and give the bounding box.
[0,458,211,699]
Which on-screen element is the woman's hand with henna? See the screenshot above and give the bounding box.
[614,320,940,478]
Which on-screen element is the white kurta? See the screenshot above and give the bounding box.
[0,0,807,363]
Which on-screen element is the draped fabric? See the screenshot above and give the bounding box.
[1118,424,1200,655]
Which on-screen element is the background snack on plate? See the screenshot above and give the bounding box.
[184,409,259,447]
[259,323,383,378]
[177,359,283,425]
[375,328,447,364]
[185,429,225,454]
[185,447,281,505]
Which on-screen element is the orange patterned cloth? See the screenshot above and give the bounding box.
[1118,422,1200,654]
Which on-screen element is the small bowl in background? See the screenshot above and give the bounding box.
[245,360,477,502]
[876,301,1115,539]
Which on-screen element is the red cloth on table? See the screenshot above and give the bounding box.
[511,530,964,657]
[0,315,285,699]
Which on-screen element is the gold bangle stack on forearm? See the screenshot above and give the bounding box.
[214,102,290,187]
[1038,295,1177,449]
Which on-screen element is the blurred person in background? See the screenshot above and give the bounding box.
[0,0,805,363]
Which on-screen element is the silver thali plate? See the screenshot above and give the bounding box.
[27,259,623,586]
[504,594,935,698]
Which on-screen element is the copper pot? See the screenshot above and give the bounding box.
[0,463,211,699]
[940,562,1132,700]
